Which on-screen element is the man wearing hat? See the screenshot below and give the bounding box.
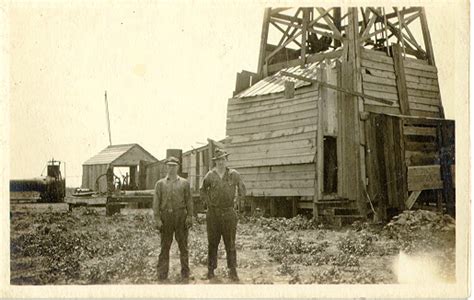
[200,148,246,281]
[153,156,193,282]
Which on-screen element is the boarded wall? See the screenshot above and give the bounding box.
[226,85,319,197]
[182,146,211,195]
[360,48,442,118]
[81,164,108,192]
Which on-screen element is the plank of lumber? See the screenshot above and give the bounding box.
[227,131,316,147]
[404,74,439,86]
[227,100,317,122]
[281,71,395,105]
[247,187,315,197]
[365,104,401,115]
[406,81,440,92]
[408,180,443,191]
[361,48,394,64]
[362,74,397,86]
[267,50,343,74]
[409,102,440,113]
[408,165,441,176]
[363,82,398,93]
[408,95,441,106]
[363,90,400,102]
[405,141,438,152]
[361,67,397,80]
[241,171,316,181]
[227,93,318,113]
[229,124,317,144]
[404,56,438,73]
[229,148,315,161]
[228,138,315,154]
[392,44,411,115]
[245,179,315,189]
[404,126,437,136]
[410,109,441,118]
[404,67,438,79]
[227,108,317,128]
[228,155,315,168]
[406,191,422,209]
[236,163,315,175]
[227,117,317,136]
[361,59,395,72]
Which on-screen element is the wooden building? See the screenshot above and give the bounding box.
[82,143,158,193]
[227,7,455,223]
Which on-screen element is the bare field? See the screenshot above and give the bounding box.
[10,202,455,285]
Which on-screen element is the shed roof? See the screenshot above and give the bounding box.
[235,59,331,99]
[83,143,158,166]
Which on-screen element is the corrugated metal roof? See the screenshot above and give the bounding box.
[235,60,327,99]
[83,144,138,165]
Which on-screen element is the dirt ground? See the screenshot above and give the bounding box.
[10,201,455,285]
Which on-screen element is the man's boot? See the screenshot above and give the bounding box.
[229,268,239,282]
[207,268,215,280]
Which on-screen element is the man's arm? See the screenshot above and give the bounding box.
[235,171,246,197]
[184,181,193,217]
[153,181,161,222]
[199,172,211,206]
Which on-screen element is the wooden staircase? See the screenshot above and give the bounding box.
[315,198,366,226]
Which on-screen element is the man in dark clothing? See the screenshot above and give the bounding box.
[153,156,193,282]
[200,148,246,281]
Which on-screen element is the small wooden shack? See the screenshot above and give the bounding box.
[226,7,455,223]
[82,143,158,192]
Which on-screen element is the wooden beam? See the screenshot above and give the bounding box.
[276,8,301,47]
[333,8,342,48]
[301,8,309,66]
[406,190,422,209]
[270,7,291,16]
[270,20,302,47]
[281,71,395,105]
[392,43,411,115]
[360,13,378,41]
[316,7,343,39]
[419,7,436,65]
[257,8,271,77]
[267,49,342,74]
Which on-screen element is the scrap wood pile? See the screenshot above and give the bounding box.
[382,210,455,252]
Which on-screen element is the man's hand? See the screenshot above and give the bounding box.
[155,219,163,231]
[185,216,193,229]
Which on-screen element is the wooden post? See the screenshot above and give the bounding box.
[333,8,341,48]
[270,198,276,217]
[292,197,298,217]
[437,121,455,217]
[392,43,411,115]
[301,8,309,67]
[313,62,326,221]
[250,197,256,216]
[419,7,436,66]
[375,115,388,221]
[138,160,147,190]
[257,8,272,78]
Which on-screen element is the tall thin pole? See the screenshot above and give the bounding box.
[105,90,112,146]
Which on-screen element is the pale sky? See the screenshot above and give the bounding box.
[9,2,465,187]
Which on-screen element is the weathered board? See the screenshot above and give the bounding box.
[360,48,442,118]
[226,83,319,197]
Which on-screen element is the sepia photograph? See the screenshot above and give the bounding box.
[1,1,469,298]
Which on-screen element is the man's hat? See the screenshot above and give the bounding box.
[212,148,230,161]
[165,156,180,165]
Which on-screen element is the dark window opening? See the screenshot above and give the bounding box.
[323,136,338,194]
